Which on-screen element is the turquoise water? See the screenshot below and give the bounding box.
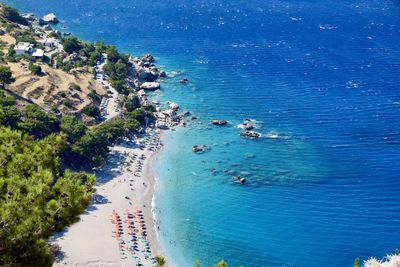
[5,0,400,266]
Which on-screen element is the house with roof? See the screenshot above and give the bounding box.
[39,37,60,48]
[32,49,44,60]
[14,42,33,55]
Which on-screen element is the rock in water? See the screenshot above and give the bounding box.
[234,176,246,184]
[142,54,155,63]
[212,119,228,126]
[192,145,209,153]
[168,102,179,110]
[41,13,58,24]
[241,130,262,138]
[141,82,160,90]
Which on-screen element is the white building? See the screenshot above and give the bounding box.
[32,49,44,59]
[14,42,33,55]
[39,37,59,48]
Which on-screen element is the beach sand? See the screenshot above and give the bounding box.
[51,130,167,267]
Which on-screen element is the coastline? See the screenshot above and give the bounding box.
[51,129,170,267]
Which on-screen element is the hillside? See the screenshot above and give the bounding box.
[0,3,106,121]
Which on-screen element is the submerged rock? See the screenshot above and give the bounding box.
[234,176,246,184]
[168,102,179,110]
[192,145,209,153]
[237,122,254,131]
[211,119,228,126]
[241,130,262,139]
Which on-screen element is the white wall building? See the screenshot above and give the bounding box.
[39,37,59,48]
[14,42,33,55]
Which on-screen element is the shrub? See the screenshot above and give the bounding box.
[69,83,81,91]
[2,4,28,25]
[63,36,82,54]
[82,104,100,118]
[28,63,42,75]
[63,98,74,108]
[17,104,60,139]
[0,127,95,266]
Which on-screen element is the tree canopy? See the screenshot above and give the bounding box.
[60,115,87,143]
[214,260,228,267]
[62,36,82,54]
[0,127,95,266]
[1,4,28,25]
[0,65,15,88]
[17,104,60,139]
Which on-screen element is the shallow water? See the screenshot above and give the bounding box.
[6,0,400,266]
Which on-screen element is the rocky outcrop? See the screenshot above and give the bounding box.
[141,82,160,90]
[212,119,228,126]
[192,145,209,153]
[241,130,261,138]
[22,13,35,21]
[237,119,255,131]
[40,13,58,25]
[156,121,169,130]
[142,54,155,63]
[234,176,246,184]
[124,94,141,110]
[129,54,167,85]
[138,69,158,82]
[168,102,179,110]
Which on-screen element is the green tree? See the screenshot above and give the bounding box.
[127,107,154,126]
[112,79,130,95]
[105,45,119,63]
[28,63,42,75]
[214,260,228,267]
[155,256,165,267]
[353,257,360,267]
[70,119,128,166]
[1,4,28,25]
[82,104,101,118]
[88,50,102,66]
[0,105,21,128]
[60,115,87,143]
[62,36,82,54]
[0,127,95,266]
[18,104,60,139]
[0,65,15,88]
[0,90,21,128]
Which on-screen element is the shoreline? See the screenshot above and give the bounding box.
[6,6,186,266]
[51,129,171,267]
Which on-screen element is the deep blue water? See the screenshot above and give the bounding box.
[5,0,400,266]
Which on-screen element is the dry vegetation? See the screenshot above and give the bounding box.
[0,33,106,114]
[7,61,106,113]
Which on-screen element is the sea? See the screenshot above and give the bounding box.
[5,0,400,266]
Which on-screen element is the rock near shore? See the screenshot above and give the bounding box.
[241,130,262,138]
[192,145,209,153]
[141,82,160,91]
[39,13,58,25]
[212,119,228,126]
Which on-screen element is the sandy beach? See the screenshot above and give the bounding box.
[51,130,167,267]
